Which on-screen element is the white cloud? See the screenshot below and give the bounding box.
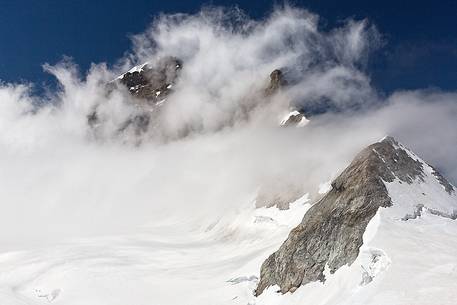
[0,6,456,248]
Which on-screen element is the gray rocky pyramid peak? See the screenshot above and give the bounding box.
[255,136,455,295]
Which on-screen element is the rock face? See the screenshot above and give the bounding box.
[265,69,287,95]
[117,57,182,102]
[431,166,455,194]
[89,61,291,136]
[255,136,429,295]
[263,69,310,128]
[88,57,182,135]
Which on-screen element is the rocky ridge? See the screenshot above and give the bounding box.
[88,58,309,136]
[116,57,182,102]
[255,136,456,295]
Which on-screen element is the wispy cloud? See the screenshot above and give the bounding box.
[0,6,456,248]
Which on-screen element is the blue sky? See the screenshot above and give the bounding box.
[0,0,456,93]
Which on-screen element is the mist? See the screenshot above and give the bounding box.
[0,6,456,249]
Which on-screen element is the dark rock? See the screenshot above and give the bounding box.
[118,56,182,102]
[431,166,455,194]
[88,56,182,136]
[255,136,426,295]
[265,69,287,95]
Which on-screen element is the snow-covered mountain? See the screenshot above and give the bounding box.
[2,5,457,305]
[255,136,457,304]
[0,136,455,305]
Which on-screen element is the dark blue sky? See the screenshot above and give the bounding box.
[0,0,456,93]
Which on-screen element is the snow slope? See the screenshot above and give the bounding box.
[0,197,311,305]
[116,62,149,80]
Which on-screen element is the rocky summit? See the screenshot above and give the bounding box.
[117,56,182,102]
[255,136,455,295]
[88,57,307,136]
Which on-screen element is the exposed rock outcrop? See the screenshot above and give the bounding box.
[431,166,455,194]
[255,136,429,295]
[87,57,182,135]
[117,56,182,102]
[264,69,310,128]
[265,69,287,96]
[89,62,294,136]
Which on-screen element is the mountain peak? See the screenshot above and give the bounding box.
[117,56,182,102]
[256,136,456,295]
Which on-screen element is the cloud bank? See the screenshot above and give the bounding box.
[0,6,456,248]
